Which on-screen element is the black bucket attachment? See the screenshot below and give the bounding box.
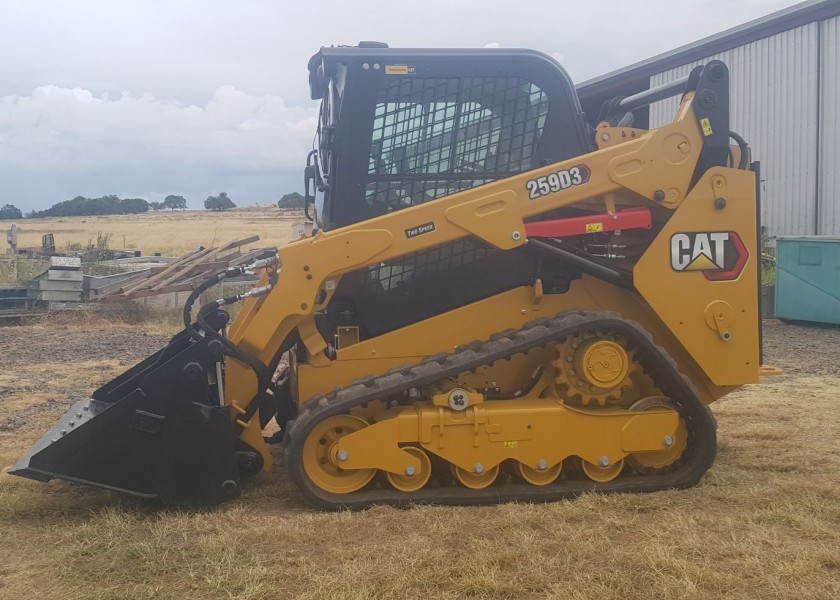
[10,326,244,505]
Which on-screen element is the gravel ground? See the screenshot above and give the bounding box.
[0,327,171,433]
[2,326,170,367]
[761,319,840,376]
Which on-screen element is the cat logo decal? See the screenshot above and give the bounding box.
[670,231,748,281]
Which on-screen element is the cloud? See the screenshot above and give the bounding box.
[0,85,318,207]
[0,85,317,172]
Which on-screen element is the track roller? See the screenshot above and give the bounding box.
[451,463,500,489]
[581,457,625,482]
[386,447,432,492]
[514,460,563,486]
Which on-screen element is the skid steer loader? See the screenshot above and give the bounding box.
[12,44,776,508]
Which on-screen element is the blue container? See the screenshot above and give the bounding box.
[774,237,840,325]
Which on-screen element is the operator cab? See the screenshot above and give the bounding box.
[306,42,595,231]
[303,43,594,341]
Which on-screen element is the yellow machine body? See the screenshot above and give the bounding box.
[13,49,772,508]
[217,74,766,507]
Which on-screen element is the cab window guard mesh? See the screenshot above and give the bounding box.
[366,76,549,214]
[366,238,493,292]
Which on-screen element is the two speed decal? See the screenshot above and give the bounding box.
[405,222,435,239]
[526,164,591,200]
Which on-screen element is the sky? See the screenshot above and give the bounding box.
[0,0,804,212]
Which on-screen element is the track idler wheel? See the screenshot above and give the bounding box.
[302,415,375,494]
[514,460,562,486]
[626,396,688,470]
[386,447,432,492]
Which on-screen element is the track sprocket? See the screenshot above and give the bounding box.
[552,333,638,406]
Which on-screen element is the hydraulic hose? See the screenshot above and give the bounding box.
[183,275,224,339]
[729,130,749,170]
[181,256,281,425]
[182,255,280,337]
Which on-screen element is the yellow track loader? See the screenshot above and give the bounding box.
[12,44,774,508]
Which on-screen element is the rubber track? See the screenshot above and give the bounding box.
[285,311,717,510]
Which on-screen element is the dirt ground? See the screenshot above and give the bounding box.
[0,319,839,599]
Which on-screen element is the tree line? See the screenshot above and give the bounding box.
[1,191,305,220]
[20,195,146,218]
[3,194,233,219]
[12,194,189,218]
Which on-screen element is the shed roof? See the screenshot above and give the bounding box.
[577,0,840,100]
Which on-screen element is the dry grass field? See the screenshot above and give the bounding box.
[0,319,838,599]
[1,206,300,257]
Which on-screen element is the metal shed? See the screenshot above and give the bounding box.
[577,0,840,238]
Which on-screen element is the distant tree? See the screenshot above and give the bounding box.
[278,192,305,209]
[120,198,149,214]
[28,195,123,218]
[0,204,23,219]
[163,195,188,211]
[88,194,122,215]
[204,192,236,212]
[149,201,163,211]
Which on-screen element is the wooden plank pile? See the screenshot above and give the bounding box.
[94,235,264,302]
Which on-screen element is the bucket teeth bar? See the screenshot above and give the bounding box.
[11,399,106,483]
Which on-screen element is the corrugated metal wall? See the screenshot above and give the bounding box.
[819,16,839,235]
[649,23,837,237]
